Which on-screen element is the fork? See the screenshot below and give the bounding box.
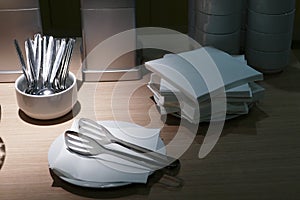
[64,130,176,171]
[78,118,177,166]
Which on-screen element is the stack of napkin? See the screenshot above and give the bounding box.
[145,47,265,123]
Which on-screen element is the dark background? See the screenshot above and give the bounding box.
[39,0,188,37]
[39,0,299,42]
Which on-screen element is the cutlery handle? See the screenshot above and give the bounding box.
[14,40,30,84]
[101,143,170,171]
[26,39,37,83]
[113,138,177,166]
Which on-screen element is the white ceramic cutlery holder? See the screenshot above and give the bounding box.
[245,0,296,73]
[0,0,42,82]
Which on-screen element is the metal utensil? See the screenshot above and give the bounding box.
[37,36,56,95]
[35,34,43,91]
[50,38,66,90]
[59,38,76,90]
[37,38,66,95]
[24,40,35,92]
[64,130,171,171]
[14,39,31,86]
[42,35,47,83]
[25,39,38,94]
[15,34,75,95]
[78,118,176,166]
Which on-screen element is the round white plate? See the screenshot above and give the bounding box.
[48,120,164,188]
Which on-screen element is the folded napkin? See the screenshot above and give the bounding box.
[145,47,263,102]
[145,47,265,123]
[48,120,162,184]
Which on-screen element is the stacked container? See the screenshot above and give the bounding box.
[245,0,296,73]
[0,0,42,82]
[81,0,141,81]
[193,0,242,54]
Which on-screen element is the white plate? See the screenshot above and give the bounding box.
[48,120,164,188]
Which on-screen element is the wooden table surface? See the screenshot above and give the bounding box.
[0,46,300,200]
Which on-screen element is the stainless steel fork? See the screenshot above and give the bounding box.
[77,118,177,166]
[64,130,175,171]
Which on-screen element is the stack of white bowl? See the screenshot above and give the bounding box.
[245,0,296,73]
[193,0,242,54]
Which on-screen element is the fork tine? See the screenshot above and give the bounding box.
[66,143,91,156]
[64,130,99,156]
[65,130,91,146]
[78,118,110,136]
[79,118,100,129]
[78,126,104,140]
[78,118,100,132]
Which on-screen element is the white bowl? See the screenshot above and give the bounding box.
[195,28,241,54]
[247,9,295,34]
[195,11,241,34]
[245,48,290,73]
[246,28,293,52]
[248,0,295,14]
[195,0,242,15]
[15,72,78,120]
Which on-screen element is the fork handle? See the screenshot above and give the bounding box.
[112,138,176,166]
[103,144,171,171]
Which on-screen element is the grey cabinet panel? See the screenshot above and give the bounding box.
[81,0,140,81]
[81,8,135,58]
[0,7,42,82]
[0,0,39,9]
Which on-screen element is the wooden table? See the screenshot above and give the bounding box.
[1,46,300,200]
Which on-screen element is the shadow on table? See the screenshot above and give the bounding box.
[220,105,269,137]
[262,56,300,93]
[18,101,81,126]
[76,79,84,92]
[0,137,6,170]
[49,160,182,198]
